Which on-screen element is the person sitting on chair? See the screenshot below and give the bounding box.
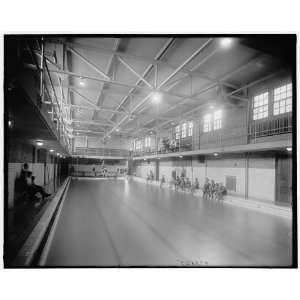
[27,175,51,203]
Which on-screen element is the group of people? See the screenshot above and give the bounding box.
[159,174,227,201]
[203,178,227,201]
[159,174,200,194]
[173,176,198,192]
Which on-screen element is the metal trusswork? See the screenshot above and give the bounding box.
[105,39,213,139]
[67,46,110,80]
[139,56,268,131]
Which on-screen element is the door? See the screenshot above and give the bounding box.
[276,155,292,205]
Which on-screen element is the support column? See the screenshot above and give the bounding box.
[155,160,159,181]
[245,153,249,199]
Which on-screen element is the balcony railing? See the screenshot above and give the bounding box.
[74,147,130,157]
[249,114,292,140]
[132,115,292,157]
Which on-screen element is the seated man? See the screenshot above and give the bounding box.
[27,175,51,203]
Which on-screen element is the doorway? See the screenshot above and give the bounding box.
[276,155,292,206]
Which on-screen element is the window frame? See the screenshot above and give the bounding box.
[213,110,222,130]
[181,122,187,138]
[175,125,180,140]
[203,113,212,132]
[252,91,269,121]
[188,121,193,136]
[273,83,292,116]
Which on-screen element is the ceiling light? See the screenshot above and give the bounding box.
[220,38,233,49]
[56,153,60,156]
[213,152,219,156]
[8,120,13,128]
[116,128,120,132]
[179,155,183,158]
[79,77,85,86]
[36,141,44,146]
[286,147,292,152]
[49,149,54,152]
[152,92,161,104]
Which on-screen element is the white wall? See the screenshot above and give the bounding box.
[133,154,277,202]
[206,157,246,196]
[248,157,275,202]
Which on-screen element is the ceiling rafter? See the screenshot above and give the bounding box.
[138,55,267,129]
[25,64,207,102]
[107,38,175,121]
[142,69,284,132]
[117,56,154,88]
[70,104,127,115]
[67,46,110,80]
[104,38,214,138]
[46,39,238,91]
[92,38,122,120]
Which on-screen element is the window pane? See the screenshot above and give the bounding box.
[286,105,292,112]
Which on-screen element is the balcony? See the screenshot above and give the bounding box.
[132,115,292,158]
[249,113,292,140]
[74,147,130,158]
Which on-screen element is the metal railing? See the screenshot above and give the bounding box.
[132,115,292,157]
[74,147,130,157]
[249,114,292,140]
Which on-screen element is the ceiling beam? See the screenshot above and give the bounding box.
[67,46,110,80]
[143,69,284,132]
[138,55,269,128]
[26,65,199,100]
[71,104,127,115]
[108,38,175,120]
[71,119,113,127]
[93,38,121,119]
[158,38,213,87]
[46,39,237,90]
[117,56,154,89]
[104,39,214,138]
[70,88,99,110]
